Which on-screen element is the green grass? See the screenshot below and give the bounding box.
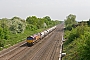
[0,28,46,50]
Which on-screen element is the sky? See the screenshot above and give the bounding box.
[0,0,90,21]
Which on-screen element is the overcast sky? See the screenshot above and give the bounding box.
[0,0,90,21]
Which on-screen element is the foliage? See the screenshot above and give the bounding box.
[0,39,5,47]
[26,16,38,25]
[77,32,90,60]
[65,14,77,30]
[0,27,9,47]
[63,23,90,60]
[26,16,60,29]
[87,19,90,26]
[9,18,26,34]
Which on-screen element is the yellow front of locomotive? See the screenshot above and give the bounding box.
[26,36,34,46]
[26,40,33,43]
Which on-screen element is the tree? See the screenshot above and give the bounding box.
[43,16,51,21]
[37,18,44,29]
[9,19,26,34]
[11,16,21,20]
[87,19,90,26]
[26,16,38,25]
[65,14,76,30]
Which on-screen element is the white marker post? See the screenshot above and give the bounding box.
[59,35,66,60]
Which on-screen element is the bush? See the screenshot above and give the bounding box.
[63,26,90,60]
[0,39,5,47]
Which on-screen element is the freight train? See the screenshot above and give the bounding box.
[26,26,56,46]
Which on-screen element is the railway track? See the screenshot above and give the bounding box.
[29,25,63,60]
[29,31,58,60]
[0,24,64,60]
[0,43,27,60]
[0,40,26,59]
[15,29,55,60]
[0,40,26,55]
[20,24,63,60]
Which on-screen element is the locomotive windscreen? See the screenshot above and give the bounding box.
[27,37,33,40]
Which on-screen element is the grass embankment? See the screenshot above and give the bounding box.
[0,28,45,51]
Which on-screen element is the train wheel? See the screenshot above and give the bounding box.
[27,43,30,46]
[27,43,32,47]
